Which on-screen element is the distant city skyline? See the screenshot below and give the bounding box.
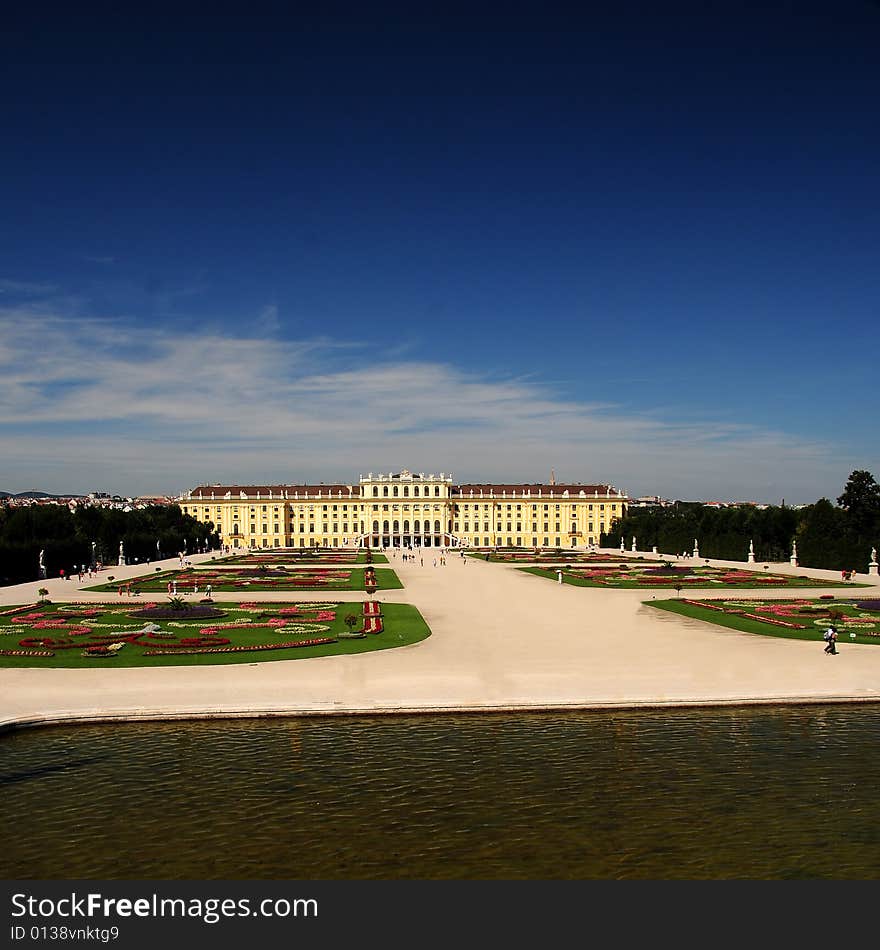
[2,4,878,503]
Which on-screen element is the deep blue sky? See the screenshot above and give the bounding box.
[1,3,878,500]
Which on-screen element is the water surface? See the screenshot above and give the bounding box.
[2,706,878,878]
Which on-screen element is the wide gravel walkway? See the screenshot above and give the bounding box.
[1,549,879,730]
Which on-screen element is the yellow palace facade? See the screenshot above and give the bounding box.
[182,470,628,551]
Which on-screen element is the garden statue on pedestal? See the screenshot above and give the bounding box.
[748,539,755,564]
[870,547,879,577]
[790,539,798,567]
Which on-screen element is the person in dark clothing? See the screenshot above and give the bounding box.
[824,625,838,655]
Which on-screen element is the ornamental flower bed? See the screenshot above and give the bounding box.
[663,597,880,641]
[89,567,371,591]
[532,564,855,589]
[0,599,410,665]
[0,648,55,657]
[142,637,337,656]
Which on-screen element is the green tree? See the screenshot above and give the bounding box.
[837,470,880,541]
[837,470,880,516]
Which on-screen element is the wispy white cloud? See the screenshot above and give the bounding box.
[0,306,867,501]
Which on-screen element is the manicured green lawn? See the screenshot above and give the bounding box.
[647,597,880,645]
[85,566,403,592]
[519,565,864,589]
[0,601,428,668]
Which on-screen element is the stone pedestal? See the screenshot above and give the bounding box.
[652,545,658,555]
[790,556,798,567]
[870,561,879,577]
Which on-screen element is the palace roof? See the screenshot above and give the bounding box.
[453,483,624,497]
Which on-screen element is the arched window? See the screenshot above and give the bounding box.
[393,520,400,533]
[383,486,389,497]
[403,520,410,533]
[434,519,441,533]
[372,487,378,497]
[382,520,389,533]
[393,486,399,497]
[434,486,440,496]
[414,486,420,497]
[372,520,379,534]
[414,519,421,534]
[403,486,409,497]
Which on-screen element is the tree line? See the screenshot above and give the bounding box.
[0,502,221,586]
[602,470,880,572]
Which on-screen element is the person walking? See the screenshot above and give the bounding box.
[823,625,838,655]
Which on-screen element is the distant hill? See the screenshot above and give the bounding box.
[0,490,11,498]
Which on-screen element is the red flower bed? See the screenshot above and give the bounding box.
[0,648,55,657]
[143,636,232,648]
[0,603,40,616]
[682,600,726,611]
[731,612,807,629]
[143,637,336,656]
